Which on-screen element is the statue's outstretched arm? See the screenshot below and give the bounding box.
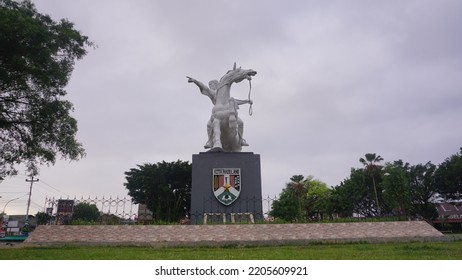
[187,76,208,92]
[187,76,215,102]
[187,76,204,87]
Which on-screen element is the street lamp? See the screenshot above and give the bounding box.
[2,195,28,215]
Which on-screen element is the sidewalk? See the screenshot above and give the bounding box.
[24,221,444,247]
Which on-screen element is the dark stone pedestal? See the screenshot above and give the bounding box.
[190,151,263,224]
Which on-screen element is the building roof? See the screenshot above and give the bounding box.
[436,202,462,219]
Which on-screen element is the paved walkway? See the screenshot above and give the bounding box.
[24,221,443,247]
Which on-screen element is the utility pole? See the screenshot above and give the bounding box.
[25,175,39,228]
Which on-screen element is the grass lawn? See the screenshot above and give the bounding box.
[1,240,462,260]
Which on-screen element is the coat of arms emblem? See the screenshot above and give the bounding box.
[213,168,241,205]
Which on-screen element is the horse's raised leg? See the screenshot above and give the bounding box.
[212,118,222,149]
[228,114,241,152]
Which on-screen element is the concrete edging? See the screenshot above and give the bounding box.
[23,221,445,247]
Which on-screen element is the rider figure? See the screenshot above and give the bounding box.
[187,76,251,149]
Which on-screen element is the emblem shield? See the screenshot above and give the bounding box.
[213,168,241,206]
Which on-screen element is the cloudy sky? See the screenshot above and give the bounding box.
[2,0,461,215]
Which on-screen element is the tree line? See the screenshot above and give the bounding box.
[270,148,462,222]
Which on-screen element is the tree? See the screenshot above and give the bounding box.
[0,0,93,176]
[333,168,377,217]
[305,177,332,220]
[270,175,308,222]
[382,161,412,217]
[124,160,192,222]
[435,147,462,200]
[374,160,438,220]
[408,162,438,220]
[72,203,100,222]
[359,153,384,215]
[329,184,355,218]
[270,175,331,222]
[35,211,51,225]
[287,174,306,219]
[331,154,440,220]
[269,185,300,222]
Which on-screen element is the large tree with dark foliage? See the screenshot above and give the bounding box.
[381,161,412,217]
[124,160,192,222]
[72,203,100,223]
[333,168,382,217]
[269,184,301,222]
[0,0,93,176]
[408,162,438,220]
[435,147,462,200]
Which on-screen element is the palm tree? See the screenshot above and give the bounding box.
[288,175,307,221]
[288,175,306,194]
[359,153,384,216]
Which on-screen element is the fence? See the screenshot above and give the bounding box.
[44,196,138,225]
[43,196,278,225]
[42,196,412,225]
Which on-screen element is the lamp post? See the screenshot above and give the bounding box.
[1,195,27,237]
[2,195,28,215]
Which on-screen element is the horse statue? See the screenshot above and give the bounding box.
[187,63,257,152]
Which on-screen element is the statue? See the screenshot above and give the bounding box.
[187,63,256,152]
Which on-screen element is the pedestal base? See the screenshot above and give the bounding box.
[190,151,263,224]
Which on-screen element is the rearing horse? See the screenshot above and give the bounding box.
[187,63,257,152]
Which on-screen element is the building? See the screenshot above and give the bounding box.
[433,202,462,232]
[0,215,36,237]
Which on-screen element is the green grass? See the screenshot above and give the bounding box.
[1,241,462,260]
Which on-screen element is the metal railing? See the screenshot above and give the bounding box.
[42,196,278,225]
[44,196,138,224]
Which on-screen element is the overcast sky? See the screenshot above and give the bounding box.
[2,0,461,215]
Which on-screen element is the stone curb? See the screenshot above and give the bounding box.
[23,221,444,247]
